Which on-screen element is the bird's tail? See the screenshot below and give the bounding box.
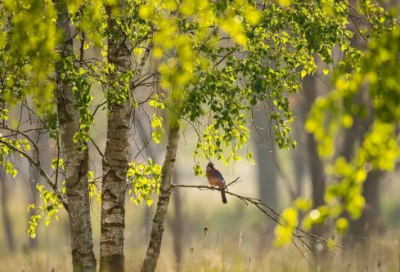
[221,187,227,204]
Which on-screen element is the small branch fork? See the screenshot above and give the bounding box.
[172,177,340,263]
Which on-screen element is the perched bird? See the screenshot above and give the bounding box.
[206,162,227,204]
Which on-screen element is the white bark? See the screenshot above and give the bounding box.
[56,3,96,271]
[99,5,132,272]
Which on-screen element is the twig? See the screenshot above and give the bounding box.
[92,101,107,117]
[0,138,69,211]
[89,137,104,158]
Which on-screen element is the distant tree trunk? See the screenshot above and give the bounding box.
[251,103,278,254]
[0,167,15,254]
[252,123,278,206]
[252,108,278,206]
[303,75,327,234]
[347,115,384,242]
[171,170,183,271]
[288,98,307,198]
[350,171,384,238]
[343,0,384,244]
[303,74,329,270]
[99,5,133,271]
[55,3,96,272]
[141,123,180,272]
[28,146,39,250]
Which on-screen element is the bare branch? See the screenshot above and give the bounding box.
[0,138,69,212]
[172,179,340,258]
[93,101,107,117]
[89,137,104,158]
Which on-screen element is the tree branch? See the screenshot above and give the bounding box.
[89,137,104,158]
[0,138,69,212]
[172,179,340,257]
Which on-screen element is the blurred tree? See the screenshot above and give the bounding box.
[251,104,278,255]
[303,72,327,239]
[0,167,15,254]
[170,170,184,272]
[252,104,278,208]
[304,0,400,246]
[291,100,307,199]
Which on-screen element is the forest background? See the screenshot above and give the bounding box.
[1,0,400,271]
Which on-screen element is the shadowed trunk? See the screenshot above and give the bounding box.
[0,167,15,254]
[141,123,180,272]
[99,5,133,272]
[27,131,44,250]
[55,3,96,272]
[292,101,307,198]
[28,156,39,250]
[303,74,328,269]
[254,145,277,205]
[171,170,183,271]
[251,103,278,254]
[303,75,326,233]
[350,171,384,238]
[346,115,384,243]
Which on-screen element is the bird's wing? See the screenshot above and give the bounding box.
[214,169,226,184]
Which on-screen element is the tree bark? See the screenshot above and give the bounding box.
[0,167,15,254]
[141,124,180,272]
[55,3,97,272]
[99,5,132,272]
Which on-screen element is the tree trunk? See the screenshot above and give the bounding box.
[350,171,384,238]
[27,132,42,250]
[347,115,384,242]
[99,5,132,271]
[55,3,97,272]
[141,124,180,272]
[28,161,38,250]
[0,167,15,254]
[292,101,307,198]
[251,104,278,255]
[303,74,328,269]
[303,75,327,233]
[171,170,183,271]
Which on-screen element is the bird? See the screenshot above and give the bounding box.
[206,161,227,204]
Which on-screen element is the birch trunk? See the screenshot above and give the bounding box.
[99,5,132,272]
[55,3,96,271]
[141,124,180,272]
